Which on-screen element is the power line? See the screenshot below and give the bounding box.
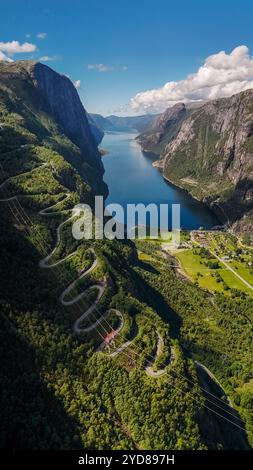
[0,159,251,440]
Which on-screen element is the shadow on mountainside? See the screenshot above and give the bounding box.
[196,362,250,450]
[0,310,83,450]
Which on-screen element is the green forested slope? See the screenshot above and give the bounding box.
[0,61,252,450]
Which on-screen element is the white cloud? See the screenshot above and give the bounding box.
[74,79,81,89]
[87,63,112,72]
[87,63,128,73]
[129,45,253,114]
[39,55,60,62]
[0,51,13,62]
[37,32,47,40]
[25,33,31,38]
[0,40,37,54]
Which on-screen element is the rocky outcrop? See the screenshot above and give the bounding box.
[150,103,186,132]
[136,103,187,154]
[159,90,253,231]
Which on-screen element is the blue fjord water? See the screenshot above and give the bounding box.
[102,132,219,230]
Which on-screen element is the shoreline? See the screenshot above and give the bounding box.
[136,140,225,228]
[137,138,224,228]
[161,170,223,226]
[103,133,223,229]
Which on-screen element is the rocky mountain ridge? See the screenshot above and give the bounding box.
[136,103,187,154]
[0,60,106,195]
[156,90,253,233]
[90,112,158,133]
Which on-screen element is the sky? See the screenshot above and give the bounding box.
[1,0,253,115]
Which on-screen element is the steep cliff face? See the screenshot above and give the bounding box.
[136,103,187,154]
[160,90,253,229]
[32,62,102,169]
[87,113,104,144]
[0,60,106,194]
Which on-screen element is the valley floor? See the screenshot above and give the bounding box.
[161,230,253,297]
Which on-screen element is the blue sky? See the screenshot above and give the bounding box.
[1,0,253,115]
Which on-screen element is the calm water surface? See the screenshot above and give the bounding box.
[102,132,219,230]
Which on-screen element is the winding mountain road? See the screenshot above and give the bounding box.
[0,165,112,335]
[145,333,166,377]
[38,195,109,333]
[0,160,172,375]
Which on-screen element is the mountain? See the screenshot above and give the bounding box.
[156,90,253,232]
[0,59,210,451]
[90,112,158,133]
[136,103,187,154]
[0,60,106,194]
[106,113,158,133]
[0,61,252,451]
[86,113,104,144]
[89,113,116,132]
[136,102,206,155]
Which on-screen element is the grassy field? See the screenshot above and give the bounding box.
[138,251,155,262]
[175,249,224,292]
[229,260,253,285]
[207,232,253,294]
[173,247,253,296]
[136,231,253,296]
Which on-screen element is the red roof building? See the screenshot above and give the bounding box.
[104,330,116,344]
